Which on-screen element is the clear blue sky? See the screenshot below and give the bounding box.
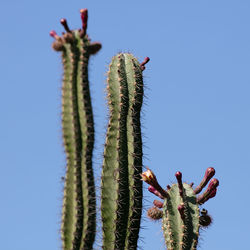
[1,1,250,249]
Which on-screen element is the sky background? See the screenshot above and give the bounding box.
[1,1,250,249]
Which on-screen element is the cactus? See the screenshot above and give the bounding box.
[50,8,220,250]
[50,9,101,250]
[101,53,149,250]
[141,167,219,250]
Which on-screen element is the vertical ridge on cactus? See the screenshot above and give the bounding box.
[101,53,147,250]
[101,54,130,250]
[124,54,144,250]
[50,9,101,250]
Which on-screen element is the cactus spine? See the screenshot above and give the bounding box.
[101,53,149,250]
[141,168,219,250]
[50,9,101,250]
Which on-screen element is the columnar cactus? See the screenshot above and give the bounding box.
[50,9,101,250]
[51,8,220,250]
[141,167,219,250]
[101,53,149,250]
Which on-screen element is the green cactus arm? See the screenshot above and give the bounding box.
[101,53,148,250]
[124,54,144,249]
[50,9,101,250]
[101,54,130,250]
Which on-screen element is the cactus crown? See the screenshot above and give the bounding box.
[142,167,219,250]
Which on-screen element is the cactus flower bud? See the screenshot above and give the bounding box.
[194,167,216,194]
[80,8,88,32]
[153,200,164,208]
[207,178,219,191]
[60,18,71,33]
[141,169,157,185]
[175,171,184,198]
[141,168,168,198]
[197,179,219,204]
[148,186,164,199]
[178,203,185,221]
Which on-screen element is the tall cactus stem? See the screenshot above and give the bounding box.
[101,54,129,250]
[101,53,147,250]
[50,9,101,250]
[125,54,145,250]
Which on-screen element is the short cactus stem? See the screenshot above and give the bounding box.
[142,167,220,249]
[50,30,60,39]
[194,167,216,194]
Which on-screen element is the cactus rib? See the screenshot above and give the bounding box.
[125,54,144,250]
[101,54,129,249]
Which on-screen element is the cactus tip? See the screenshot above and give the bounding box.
[208,178,219,190]
[197,178,219,204]
[141,169,157,185]
[175,171,182,181]
[175,171,184,198]
[60,18,71,33]
[141,168,168,198]
[148,185,164,199]
[140,57,150,70]
[80,8,88,33]
[194,167,216,194]
[205,167,215,179]
[50,30,58,38]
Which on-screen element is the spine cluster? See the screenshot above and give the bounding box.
[101,53,149,250]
